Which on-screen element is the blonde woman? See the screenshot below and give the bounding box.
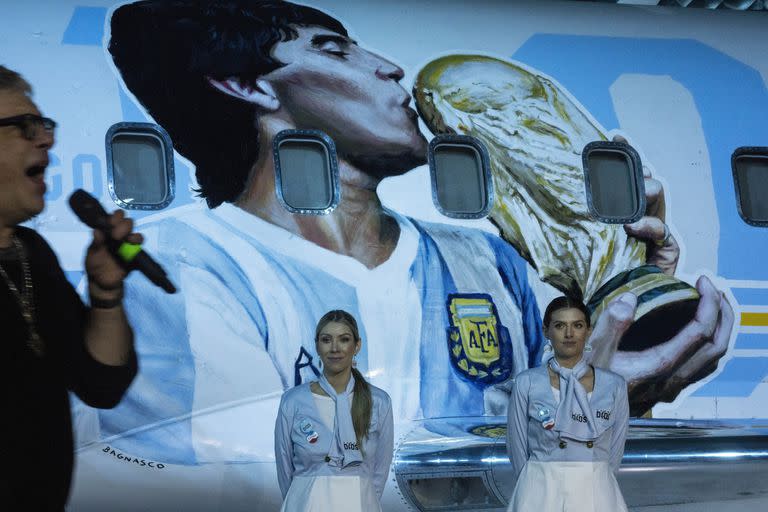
[506,296,629,511]
[274,310,394,511]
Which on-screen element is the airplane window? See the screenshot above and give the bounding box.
[428,135,493,219]
[582,141,645,224]
[273,130,339,214]
[106,123,174,210]
[732,147,768,226]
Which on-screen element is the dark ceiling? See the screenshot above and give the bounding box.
[574,0,766,10]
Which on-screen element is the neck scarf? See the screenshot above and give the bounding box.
[548,355,598,442]
[317,373,363,468]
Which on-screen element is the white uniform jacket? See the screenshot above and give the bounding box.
[506,364,629,480]
[274,382,394,505]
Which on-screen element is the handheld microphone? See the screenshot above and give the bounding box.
[68,189,177,294]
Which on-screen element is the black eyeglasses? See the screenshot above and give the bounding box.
[0,114,57,140]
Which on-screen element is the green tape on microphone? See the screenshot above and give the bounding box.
[117,242,142,262]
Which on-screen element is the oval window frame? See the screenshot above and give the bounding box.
[272,129,340,215]
[427,134,494,219]
[105,122,175,210]
[582,140,646,224]
[731,146,768,227]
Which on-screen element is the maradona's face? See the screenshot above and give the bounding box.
[316,321,360,376]
[264,26,428,179]
[544,307,591,362]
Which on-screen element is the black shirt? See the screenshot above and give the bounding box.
[0,227,138,510]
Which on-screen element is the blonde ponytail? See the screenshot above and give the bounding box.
[350,367,373,454]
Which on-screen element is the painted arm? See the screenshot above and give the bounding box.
[589,278,733,416]
[274,395,295,498]
[371,395,395,500]
[611,145,734,415]
[506,375,529,481]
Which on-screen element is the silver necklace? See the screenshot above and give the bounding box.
[0,236,45,356]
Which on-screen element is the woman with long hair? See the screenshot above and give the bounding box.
[506,296,629,511]
[274,310,394,511]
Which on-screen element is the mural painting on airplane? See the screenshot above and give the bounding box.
[60,1,746,477]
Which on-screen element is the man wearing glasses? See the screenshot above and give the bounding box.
[0,113,57,141]
[0,65,139,510]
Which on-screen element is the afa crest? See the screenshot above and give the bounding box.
[447,294,513,386]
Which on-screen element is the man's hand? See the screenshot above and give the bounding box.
[588,277,734,416]
[82,208,140,366]
[84,209,143,301]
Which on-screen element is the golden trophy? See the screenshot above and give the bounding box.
[413,55,699,351]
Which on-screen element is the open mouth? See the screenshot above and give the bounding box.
[25,164,47,195]
[25,165,47,178]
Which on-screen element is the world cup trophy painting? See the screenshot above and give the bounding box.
[414,55,699,352]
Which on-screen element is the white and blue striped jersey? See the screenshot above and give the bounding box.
[93,203,544,464]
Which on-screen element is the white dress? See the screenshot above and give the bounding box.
[280,475,368,512]
[509,459,627,511]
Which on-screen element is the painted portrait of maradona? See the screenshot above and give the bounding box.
[87,0,733,465]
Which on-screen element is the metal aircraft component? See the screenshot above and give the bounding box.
[394,417,768,511]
